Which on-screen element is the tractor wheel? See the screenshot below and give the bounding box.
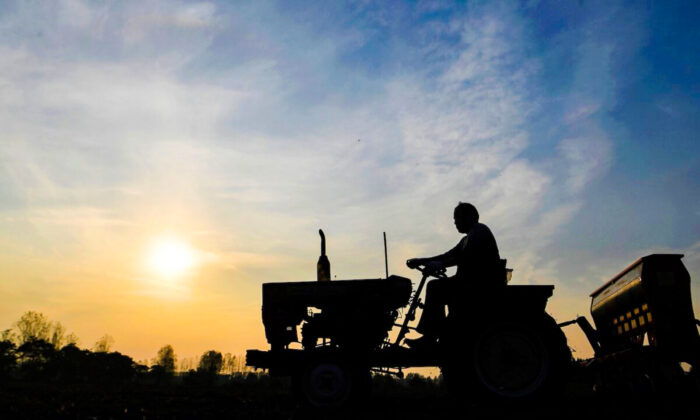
[442,314,571,402]
[293,359,370,409]
[472,322,550,399]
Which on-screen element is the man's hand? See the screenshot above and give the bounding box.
[406,258,426,269]
[423,261,444,274]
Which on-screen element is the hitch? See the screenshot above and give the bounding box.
[559,316,601,356]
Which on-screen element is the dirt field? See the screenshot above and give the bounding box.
[1,374,697,420]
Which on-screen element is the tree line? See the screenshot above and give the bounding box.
[0,311,252,385]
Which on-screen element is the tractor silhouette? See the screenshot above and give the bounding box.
[247,232,699,408]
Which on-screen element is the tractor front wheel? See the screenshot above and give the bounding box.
[293,359,370,409]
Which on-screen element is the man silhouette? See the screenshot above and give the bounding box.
[405,202,501,349]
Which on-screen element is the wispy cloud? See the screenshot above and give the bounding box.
[0,1,623,282]
[558,135,612,194]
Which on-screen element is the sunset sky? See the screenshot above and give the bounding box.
[1,0,698,367]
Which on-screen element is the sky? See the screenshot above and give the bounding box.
[0,0,698,366]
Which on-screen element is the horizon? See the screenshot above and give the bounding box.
[1,0,698,367]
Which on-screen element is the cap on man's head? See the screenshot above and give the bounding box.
[454,202,479,225]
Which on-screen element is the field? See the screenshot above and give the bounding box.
[1,372,697,420]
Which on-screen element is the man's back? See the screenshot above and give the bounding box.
[438,222,500,283]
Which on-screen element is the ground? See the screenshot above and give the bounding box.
[0,373,697,419]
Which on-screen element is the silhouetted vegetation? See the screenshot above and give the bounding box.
[2,311,695,419]
[0,311,285,388]
[198,350,223,374]
[93,334,114,353]
[0,339,16,379]
[0,336,142,385]
[0,311,451,418]
[13,311,78,349]
[178,350,224,386]
[154,344,177,373]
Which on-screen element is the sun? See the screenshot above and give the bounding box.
[147,236,196,278]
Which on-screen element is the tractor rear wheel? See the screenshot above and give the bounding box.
[442,314,571,401]
[473,322,550,398]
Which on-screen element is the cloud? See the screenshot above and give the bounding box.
[558,135,613,194]
[564,103,600,124]
[123,2,218,44]
[0,1,667,359]
[1,1,583,283]
[26,207,130,227]
[56,0,97,28]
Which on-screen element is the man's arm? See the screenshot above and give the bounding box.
[406,239,463,269]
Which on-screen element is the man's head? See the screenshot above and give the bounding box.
[454,202,479,233]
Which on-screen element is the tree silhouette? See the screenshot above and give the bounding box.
[198,350,223,375]
[0,339,16,377]
[179,356,196,372]
[12,311,78,349]
[90,350,138,384]
[154,345,176,373]
[93,334,114,353]
[2,328,16,342]
[14,311,51,344]
[222,353,235,374]
[16,338,57,379]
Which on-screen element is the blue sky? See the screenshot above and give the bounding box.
[0,0,698,360]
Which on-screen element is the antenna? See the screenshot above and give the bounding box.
[383,231,389,278]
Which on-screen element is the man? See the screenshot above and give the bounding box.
[404,202,501,349]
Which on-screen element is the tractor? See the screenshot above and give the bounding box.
[247,231,573,407]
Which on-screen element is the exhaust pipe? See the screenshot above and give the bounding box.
[317,229,330,282]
